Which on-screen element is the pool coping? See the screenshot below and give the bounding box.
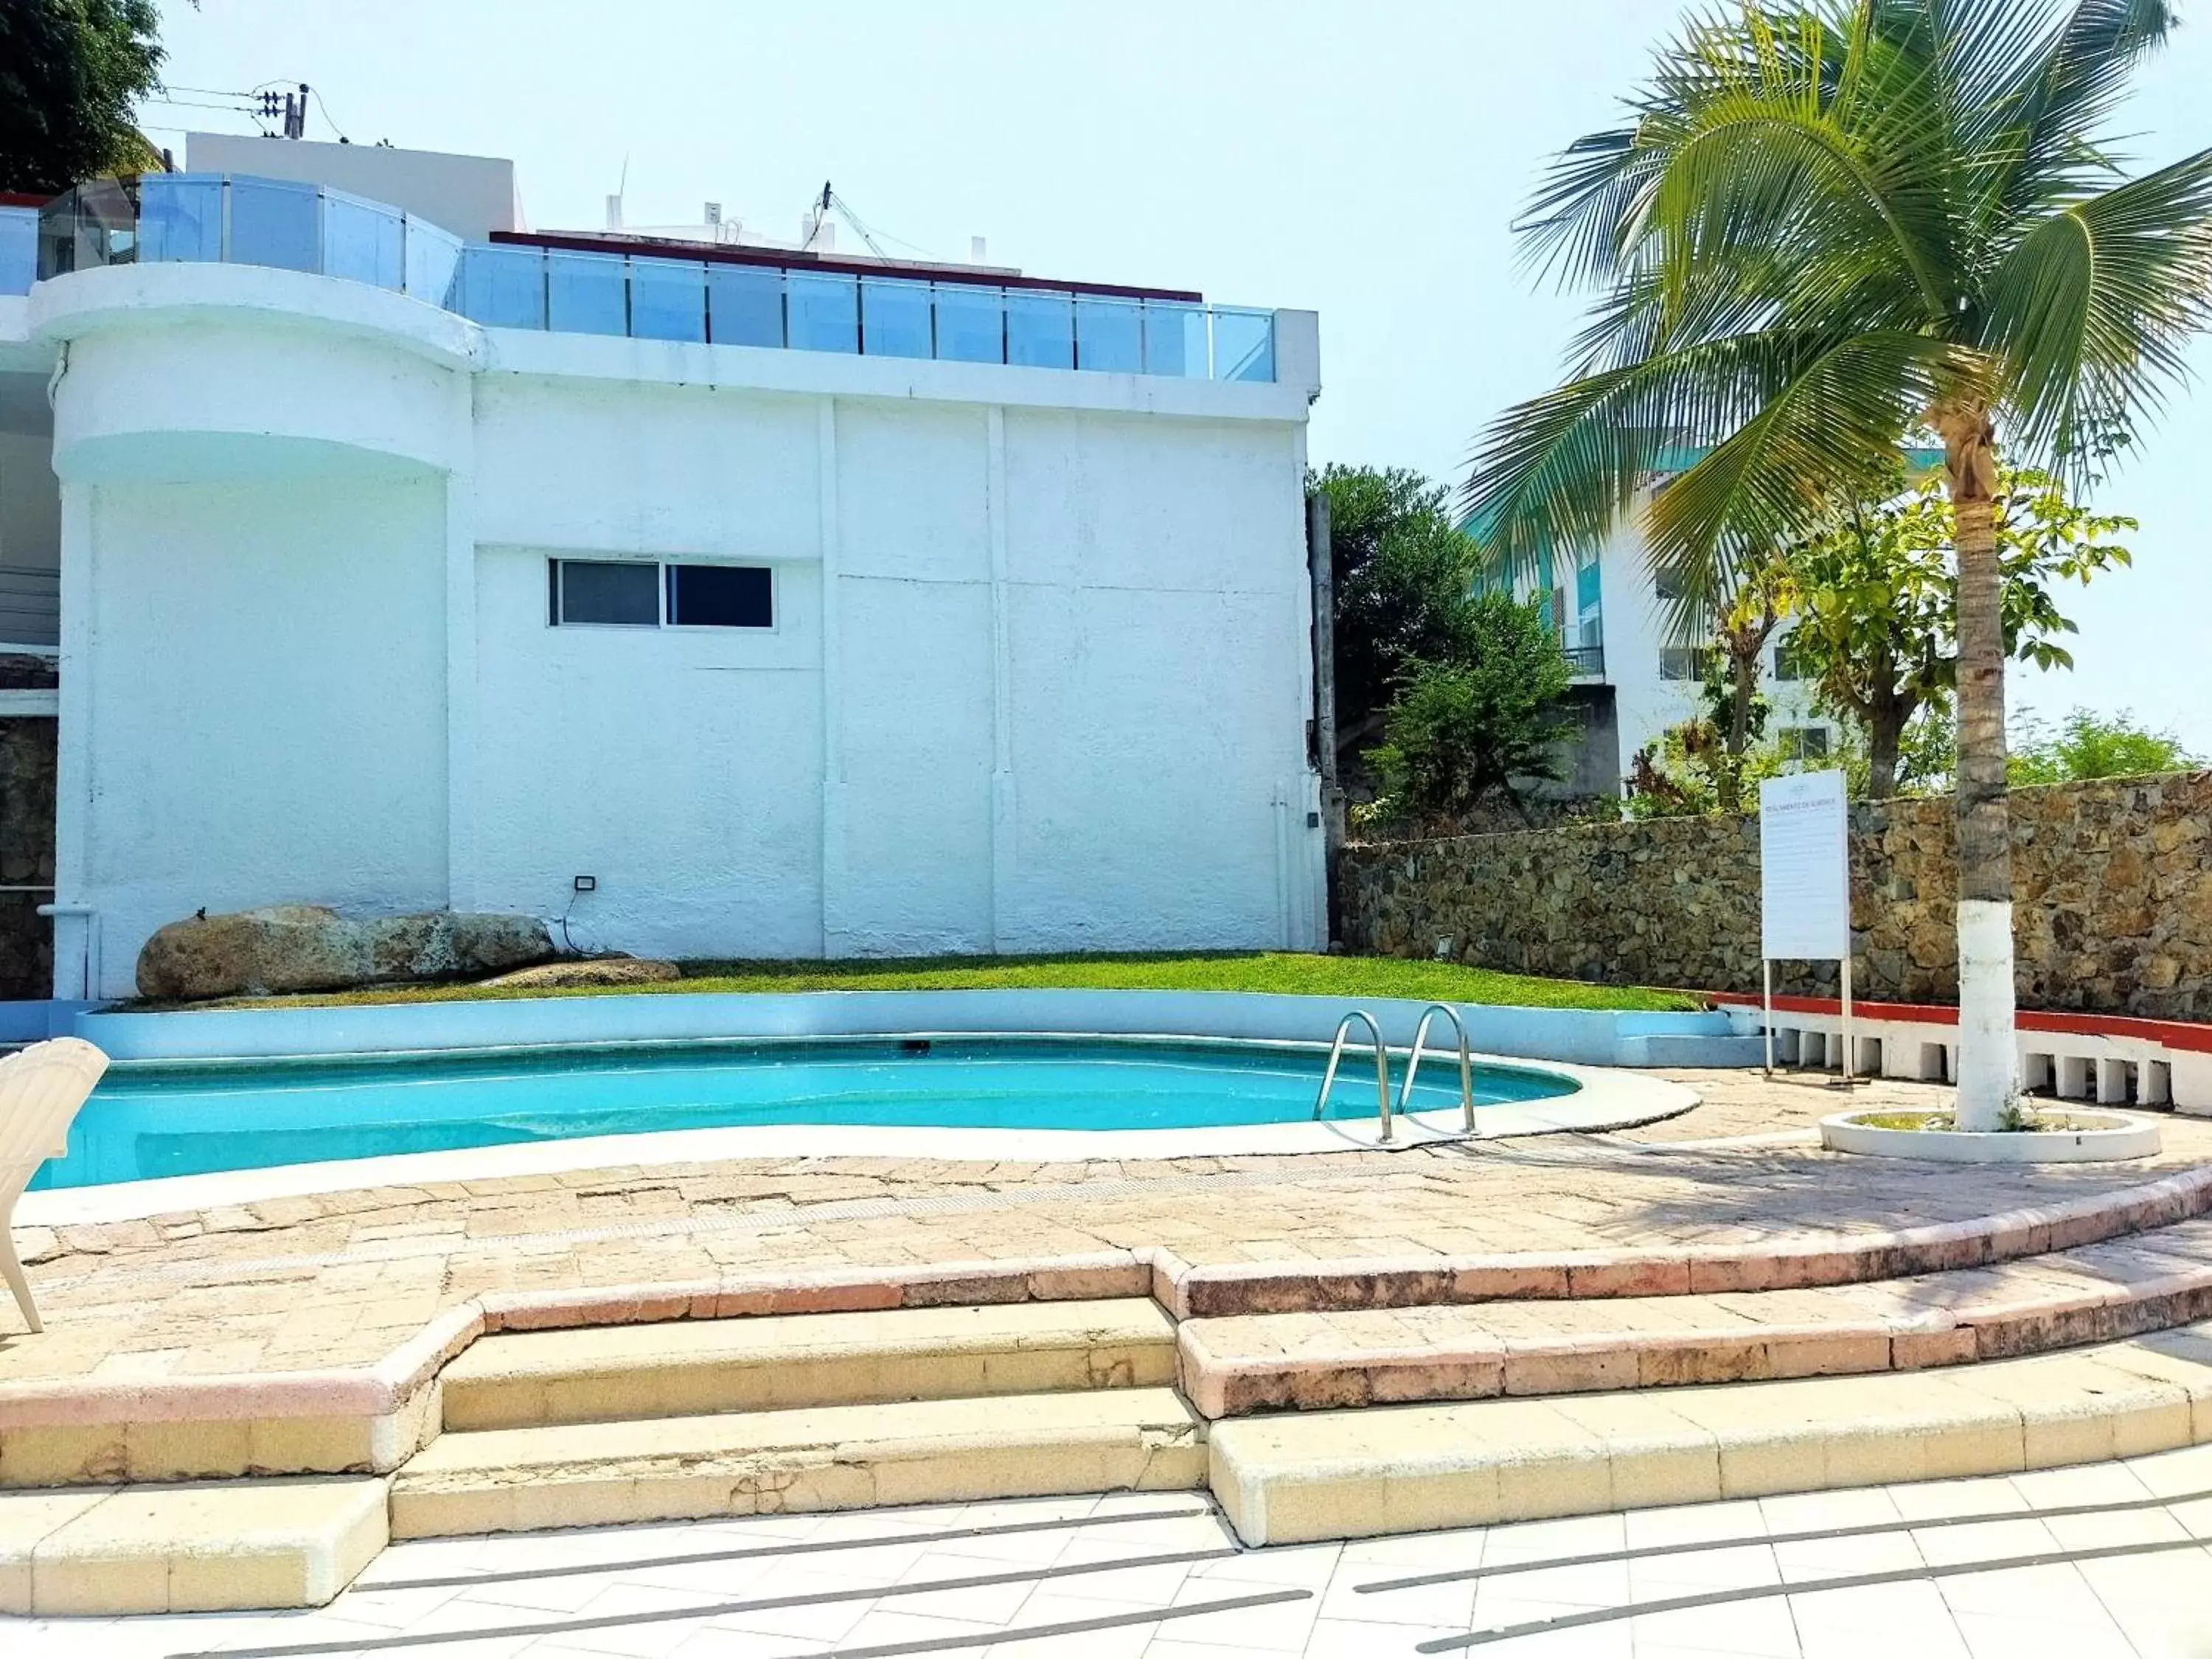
[71,987,1759,1068]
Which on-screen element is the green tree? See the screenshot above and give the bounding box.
[0,0,164,197]
[1790,465,2131,797]
[1706,550,1797,812]
[2008,708,2199,785]
[1463,1,2212,1130]
[1366,594,1573,830]
[1310,465,1486,770]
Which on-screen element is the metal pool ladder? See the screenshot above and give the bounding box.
[1312,1009,1394,1142]
[1400,1002,1478,1133]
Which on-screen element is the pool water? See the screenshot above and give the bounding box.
[34,1037,1578,1190]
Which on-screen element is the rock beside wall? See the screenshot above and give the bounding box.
[137,906,557,1001]
[1338,773,2212,1020]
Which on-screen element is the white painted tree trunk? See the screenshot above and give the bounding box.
[1955,897,2017,1129]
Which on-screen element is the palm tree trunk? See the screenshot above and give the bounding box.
[1941,411,2016,1131]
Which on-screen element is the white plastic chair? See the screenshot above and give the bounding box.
[1,1037,108,1334]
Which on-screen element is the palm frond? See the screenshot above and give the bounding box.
[1641,329,1956,633]
[1979,145,2212,465]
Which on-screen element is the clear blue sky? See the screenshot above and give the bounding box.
[138,0,2212,754]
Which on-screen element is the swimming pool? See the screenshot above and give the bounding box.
[35,1037,1579,1190]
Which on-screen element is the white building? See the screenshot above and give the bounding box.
[1470,476,1842,795]
[0,147,1326,998]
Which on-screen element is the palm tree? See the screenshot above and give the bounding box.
[1465,0,2212,1130]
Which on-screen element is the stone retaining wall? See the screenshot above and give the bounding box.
[0,714,55,999]
[1338,772,2212,1020]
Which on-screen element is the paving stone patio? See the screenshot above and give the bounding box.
[4,1072,2210,1399]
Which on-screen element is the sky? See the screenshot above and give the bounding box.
[136,0,2212,754]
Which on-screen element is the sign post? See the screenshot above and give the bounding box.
[1758,770,1854,1083]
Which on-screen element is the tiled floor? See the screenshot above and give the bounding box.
[9,1445,2211,1658]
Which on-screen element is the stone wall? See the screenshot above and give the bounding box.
[1338,772,2212,1020]
[0,714,55,1000]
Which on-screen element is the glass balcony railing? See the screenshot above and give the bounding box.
[448,243,1276,382]
[35,173,462,307]
[21,173,1279,383]
[0,204,35,297]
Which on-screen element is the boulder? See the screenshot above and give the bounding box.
[479,957,683,990]
[136,905,557,1001]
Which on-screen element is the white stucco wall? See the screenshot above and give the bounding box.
[74,474,451,980]
[33,262,1324,992]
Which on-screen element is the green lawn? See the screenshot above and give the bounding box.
[158,953,1702,1013]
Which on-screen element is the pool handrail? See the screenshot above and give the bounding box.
[1399,1002,1477,1133]
[1312,1009,1394,1143]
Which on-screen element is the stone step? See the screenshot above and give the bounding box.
[390,1385,1207,1538]
[439,1298,1178,1431]
[1164,1163,2212,1315]
[0,1475,387,1615]
[1180,1219,2212,1415]
[1207,1320,2212,1545]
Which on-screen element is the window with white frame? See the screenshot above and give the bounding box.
[549,559,774,629]
[1778,725,1832,761]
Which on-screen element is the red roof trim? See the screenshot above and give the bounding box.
[0,192,50,209]
[1707,990,2212,1054]
[487,229,1206,305]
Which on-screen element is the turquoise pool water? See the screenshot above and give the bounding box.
[34,1037,1577,1190]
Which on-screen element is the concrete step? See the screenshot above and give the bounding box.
[1180,1219,2212,1415]
[440,1298,1178,1431]
[0,1476,386,1615]
[1207,1320,2212,1545]
[391,1385,1207,1538]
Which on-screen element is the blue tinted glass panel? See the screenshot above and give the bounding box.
[136,175,221,264]
[860,278,932,358]
[547,251,627,335]
[787,273,858,353]
[228,176,319,274]
[630,257,706,342]
[1576,561,1601,614]
[1074,296,1142,373]
[403,217,462,305]
[0,206,37,296]
[706,265,782,346]
[1006,291,1073,369]
[667,564,773,627]
[933,284,1004,364]
[457,244,545,329]
[1142,302,1203,378]
[557,560,658,626]
[322,192,404,290]
[1212,307,1275,383]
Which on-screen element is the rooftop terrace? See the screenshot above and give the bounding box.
[3,174,1281,382]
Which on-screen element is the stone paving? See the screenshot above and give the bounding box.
[4,1072,2210,1397]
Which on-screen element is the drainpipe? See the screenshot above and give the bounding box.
[1307,490,1342,947]
[36,902,96,1000]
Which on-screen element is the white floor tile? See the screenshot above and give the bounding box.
[1886,1476,2032,1521]
[1908,1516,2059,1568]
[1756,1486,1901,1534]
[1630,1595,1803,1658]
[1947,1609,2140,1659]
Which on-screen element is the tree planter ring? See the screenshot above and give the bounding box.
[1820,1108,2162,1163]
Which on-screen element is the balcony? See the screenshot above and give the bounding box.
[24,175,1280,384]
[0,201,36,296]
[36,174,462,306]
[1563,644,1606,681]
[451,243,1276,381]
